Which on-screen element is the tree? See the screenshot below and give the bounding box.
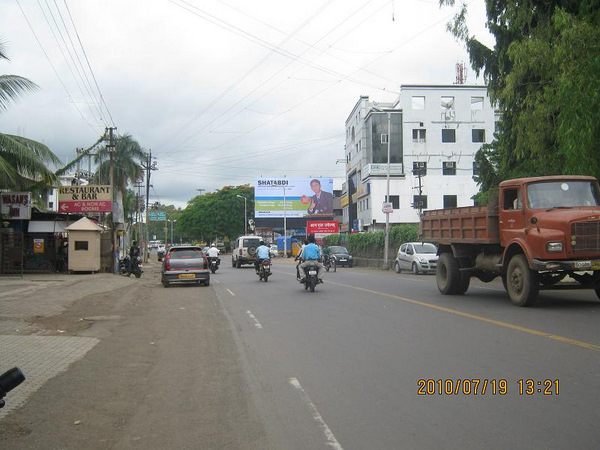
[58,133,147,220]
[178,185,254,243]
[441,1,600,200]
[0,39,61,191]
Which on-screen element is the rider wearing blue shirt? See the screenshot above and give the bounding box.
[298,235,324,282]
[255,241,271,273]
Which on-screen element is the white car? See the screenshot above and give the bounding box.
[394,242,438,274]
[269,244,278,258]
[232,236,261,268]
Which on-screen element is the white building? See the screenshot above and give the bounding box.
[343,85,496,231]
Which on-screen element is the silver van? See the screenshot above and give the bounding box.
[394,242,438,274]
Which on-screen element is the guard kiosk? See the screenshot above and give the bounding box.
[66,217,102,272]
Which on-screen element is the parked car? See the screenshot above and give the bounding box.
[269,244,278,258]
[328,246,353,267]
[394,242,438,275]
[161,246,210,287]
[232,236,261,268]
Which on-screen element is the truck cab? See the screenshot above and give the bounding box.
[499,176,600,270]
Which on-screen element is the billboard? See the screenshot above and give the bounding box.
[307,220,339,244]
[255,178,334,219]
[1,192,31,220]
[58,185,112,213]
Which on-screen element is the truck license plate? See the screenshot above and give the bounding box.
[592,260,600,270]
[179,273,195,279]
[575,261,592,269]
[308,270,317,275]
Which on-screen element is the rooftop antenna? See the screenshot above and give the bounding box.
[392,0,395,21]
[455,62,467,84]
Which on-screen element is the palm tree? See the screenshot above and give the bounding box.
[57,133,147,221]
[0,39,61,190]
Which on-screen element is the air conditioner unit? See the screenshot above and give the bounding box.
[444,161,456,168]
[416,162,425,168]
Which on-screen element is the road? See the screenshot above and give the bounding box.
[1,255,599,449]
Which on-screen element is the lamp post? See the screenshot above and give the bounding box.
[106,127,117,273]
[282,187,287,257]
[169,219,176,246]
[236,195,247,235]
[384,111,391,268]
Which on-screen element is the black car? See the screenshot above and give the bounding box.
[328,245,353,267]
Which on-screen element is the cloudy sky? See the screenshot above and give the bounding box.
[3,0,493,207]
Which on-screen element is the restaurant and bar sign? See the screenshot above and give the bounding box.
[1,192,32,219]
[58,185,112,213]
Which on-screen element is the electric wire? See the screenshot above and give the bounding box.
[15,0,102,134]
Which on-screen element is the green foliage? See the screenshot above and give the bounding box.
[441,1,600,200]
[177,185,254,243]
[323,224,419,258]
[0,39,61,191]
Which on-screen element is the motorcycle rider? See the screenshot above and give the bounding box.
[298,235,324,283]
[128,241,141,274]
[207,244,220,258]
[255,240,271,273]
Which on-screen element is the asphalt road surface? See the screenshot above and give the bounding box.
[2,255,599,449]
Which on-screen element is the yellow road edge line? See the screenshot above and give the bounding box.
[278,270,600,351]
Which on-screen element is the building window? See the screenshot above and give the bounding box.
[385,195,400,209]
[412,96,425,110]
[412,161,427,176]
[442,129,456,143]
[471,97,484,110]
[443,161,456,175]
[333,209,342,216]
[366,198,369,210]
[74,241,89,251]
[473,161,479,176]
[443,195,458,208]
[472,129,485,143]
[412,129,426,143]
[413,195,428,209]
[441,96,455,110]
[381,134,389,144]
[351,126,355,141]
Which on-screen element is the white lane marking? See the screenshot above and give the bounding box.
[226,288,235,296]
[289,378,344,450]
[214,279,221,284]
[246,310,263,329]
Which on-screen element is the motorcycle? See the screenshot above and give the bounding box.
[299,263,321,292]
[120,255,143,278]
[324,255,336,272]
[209,256,220,274]
[0,367,25,409]
[257,259,272,282]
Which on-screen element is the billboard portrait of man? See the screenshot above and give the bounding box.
[307,179,333,216]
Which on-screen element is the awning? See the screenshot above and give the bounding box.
[27,221,72,234]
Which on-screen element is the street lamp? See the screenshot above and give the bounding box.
[236,195,247,235]
[168,219,177,246]
[282,187,288,257]
[372,107,393,268]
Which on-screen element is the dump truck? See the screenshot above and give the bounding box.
[421,175,600,306]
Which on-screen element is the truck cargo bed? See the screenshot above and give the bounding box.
[421,205,500,245]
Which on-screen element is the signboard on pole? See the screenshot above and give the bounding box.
[58,185,112,213]
[307,220,339,244]
[382,202,393,214]
[255,178,334,218]
[0,192,31,219]
[149,211,166,221]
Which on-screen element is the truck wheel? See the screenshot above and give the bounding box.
[455,273,471,295]
[506,255,539,307]
[436,253,460,294]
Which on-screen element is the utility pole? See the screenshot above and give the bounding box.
[106,127,117,273]
[142,150,157,262]
[236,195,248,235]
[283,187,287,257]
[412,167,425,216]
[383,112,391,268]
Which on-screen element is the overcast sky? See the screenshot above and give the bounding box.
[3,0,493,207]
